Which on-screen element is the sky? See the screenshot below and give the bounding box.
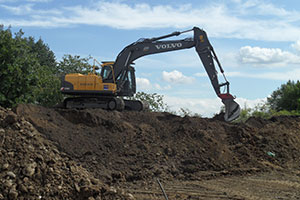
[1,0,300,116]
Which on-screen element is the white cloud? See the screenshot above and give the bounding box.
[136,77,171,91]
[162,70,195,84]
[197,68,300,81]
[2,1,300,41]
[236,0,291,17]
[254,69,300,81]
[291,40,300,52]
[154,83,171,90]
[256,3,290,17]
[136,77,152,91]
[1,4,34,15]
[1,4,61,16]
[194,72,207,77]
[238,46,300,66]
[164,95,266,117]
[27,0,52,2]
[235,97,267,110]
[164,96,222,117]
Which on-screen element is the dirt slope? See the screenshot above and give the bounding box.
[1,103,300,199]
[0,106,132,200]
[15,104,300,188]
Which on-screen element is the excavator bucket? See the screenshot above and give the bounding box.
[222,98,241,122]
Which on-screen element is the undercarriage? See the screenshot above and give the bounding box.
[61,96,148,111]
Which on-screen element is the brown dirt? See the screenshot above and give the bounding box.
[2,104,300,199]
[0,106,132,200]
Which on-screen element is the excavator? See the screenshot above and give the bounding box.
[60,27,240,121]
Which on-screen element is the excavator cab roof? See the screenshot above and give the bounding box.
[101,61,135,67]
[101,61,115,66]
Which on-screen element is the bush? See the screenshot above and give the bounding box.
[267,80,300,112]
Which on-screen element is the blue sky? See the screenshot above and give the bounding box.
[1,0,300,116]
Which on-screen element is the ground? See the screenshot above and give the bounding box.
[1,104,300,199]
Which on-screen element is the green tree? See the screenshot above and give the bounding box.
[57,54,93,75]
[130,92,168,112]
[267,80,300,112]
[27,37,56,69]
[32,66,63,107]
[26,36,62,106]
[0,26,39,107]
[0,26,63,107]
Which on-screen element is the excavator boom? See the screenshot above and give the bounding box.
[111,27,240,121]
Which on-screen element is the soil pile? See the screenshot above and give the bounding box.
[15,104,300,187]
[0,106,132,200]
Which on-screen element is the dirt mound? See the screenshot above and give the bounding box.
[0,106,132,200]
[15,104,300,188]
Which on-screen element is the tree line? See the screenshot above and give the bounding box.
[236,80,300,122]
[0,26,92,108]
[1,26,300,119]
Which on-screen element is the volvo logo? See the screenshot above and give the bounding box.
[155,43,182,50]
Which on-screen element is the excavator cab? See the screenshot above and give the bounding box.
[100,62,136,96]
[100,62,115,82]
[117,66,136,97]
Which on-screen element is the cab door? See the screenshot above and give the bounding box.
[118,66,136,96]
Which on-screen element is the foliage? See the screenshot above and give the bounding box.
[27,37,63,106]
[234,103,300,123]
[234,104,252,123]
[234,80,300,122]
[178,108,193,117]
[251,102,273,119]
[32,66,63,107]
[271,109,300,116]
[267,80,300,112]
[176,107,202,117]
[27,37,56,69]
[129,92,168,112]
[0,26,38,107]
[129,92,202,116]
[0,26,62,108]
[235,103,277,123]
[57,54,93,75]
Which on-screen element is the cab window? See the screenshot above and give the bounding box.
[127,71,132,90]
[101,65,112,80]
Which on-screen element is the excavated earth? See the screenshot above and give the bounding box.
[1,104,300,199]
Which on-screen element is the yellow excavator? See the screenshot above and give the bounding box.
[60,27,240,121]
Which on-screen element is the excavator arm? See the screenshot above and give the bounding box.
[110,27,240,121]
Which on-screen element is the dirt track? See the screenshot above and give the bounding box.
[127,170,300,199]
[1,104,300,199]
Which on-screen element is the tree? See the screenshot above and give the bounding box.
[0,26,62,108]
[0,26,39,107]
[32,66,63,107]
[27,37,56,69]
[34,54,94,106]
[267,80,300,112]
[57,54,93,75]
[26,36,62,106]
[129,92,168,112]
